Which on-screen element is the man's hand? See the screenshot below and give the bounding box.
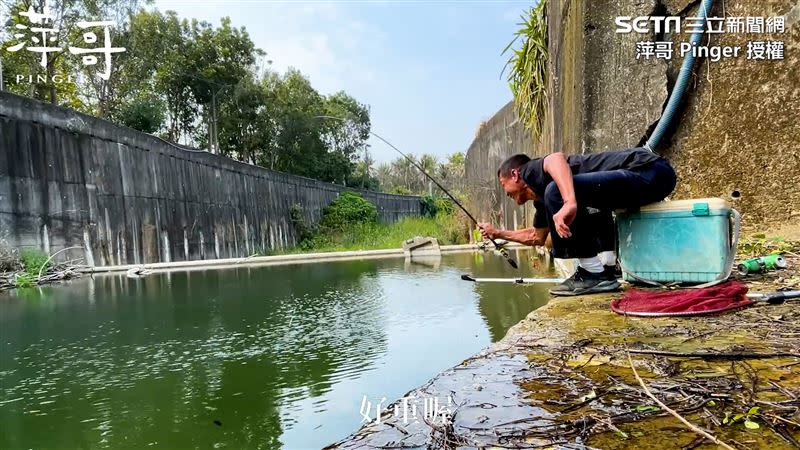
[552,201,577,238]
[478,222,498,240]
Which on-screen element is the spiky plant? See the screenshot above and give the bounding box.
[502,0,549,139]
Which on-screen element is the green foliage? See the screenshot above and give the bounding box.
[319,193,378,231]
[14,272,35,288]
[738,234,800,257]
[248,70,370,184]
[298,214,468,253]
[289,204,315,243]
[722,406,760,430]
[434,197,455,216]
[347,156,380,191]
[420,195,455,218]
[281,195,469,254]
[13,249,49,287]
[20,249,49,276]
[420,196,437,218]
[116,95,166,133]
[390,186,413,195]
[633,405,660,413]
[503,0,549,139]
[375,152,465,195]
[1,4,373,189]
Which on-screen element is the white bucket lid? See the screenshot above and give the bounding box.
[637,197,731,213]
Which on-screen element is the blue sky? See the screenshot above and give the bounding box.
[152,0,532,164]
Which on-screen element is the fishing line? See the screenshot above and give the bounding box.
[315,115,518,269]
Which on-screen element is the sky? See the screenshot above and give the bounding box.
[151,0,532,164]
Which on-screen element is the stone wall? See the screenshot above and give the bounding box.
[466,0,800,230]
[0,92,422,266]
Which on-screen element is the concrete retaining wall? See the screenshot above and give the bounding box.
[0,92,422,266]
[466,0,800,230]
[464,102,539,231]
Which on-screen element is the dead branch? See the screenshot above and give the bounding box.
[628,349,799,360]
[626,351,736,450]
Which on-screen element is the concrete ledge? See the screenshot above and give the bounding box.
[82,242,526,274]
[326,259,800,449]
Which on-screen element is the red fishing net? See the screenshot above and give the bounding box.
[610,281,754,317]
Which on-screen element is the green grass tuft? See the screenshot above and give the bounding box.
[284,213,469,254]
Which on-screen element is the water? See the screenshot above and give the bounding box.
[0,249,555,449]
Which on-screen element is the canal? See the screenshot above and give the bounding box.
[0,249,555,449]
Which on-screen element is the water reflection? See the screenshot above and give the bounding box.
[0,249,552,449]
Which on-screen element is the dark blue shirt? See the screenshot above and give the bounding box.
[522,147,664,228]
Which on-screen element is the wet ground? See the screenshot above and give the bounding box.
[326,255,800,449]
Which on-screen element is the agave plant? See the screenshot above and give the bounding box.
[502,0,548,139]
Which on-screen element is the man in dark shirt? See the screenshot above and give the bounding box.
[479,147,677,296]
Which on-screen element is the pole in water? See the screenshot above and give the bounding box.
[315,115,518,269]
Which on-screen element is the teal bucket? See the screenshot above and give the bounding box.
[616,198,740,284]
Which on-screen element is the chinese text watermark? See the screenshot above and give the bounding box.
[3,3,125,81]
[615,15,785,62]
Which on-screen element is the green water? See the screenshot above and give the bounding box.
[0,249,554,449]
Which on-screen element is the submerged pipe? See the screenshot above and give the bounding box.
[645,0,714,152]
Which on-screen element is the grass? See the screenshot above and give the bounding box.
[1,249,50,289]
[270,213,470,255]
[737,233,800,258]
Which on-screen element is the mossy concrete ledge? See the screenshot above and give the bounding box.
[325,276,800,449]
[84,243,526,274]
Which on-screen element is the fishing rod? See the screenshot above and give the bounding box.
[315,115,518,269]
[461,274,563,284]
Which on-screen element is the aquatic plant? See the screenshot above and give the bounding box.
[20,249,49,279]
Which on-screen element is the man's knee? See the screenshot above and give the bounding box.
[544,181,562,209]
[648,161,678,202]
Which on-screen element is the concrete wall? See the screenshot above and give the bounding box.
[0,92,422,266]
[464,102,537,231]
[466,0,800,230]
[663,0,800,224]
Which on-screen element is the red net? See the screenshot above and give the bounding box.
[610,281,754,317]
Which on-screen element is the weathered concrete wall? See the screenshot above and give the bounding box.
[464,102,537,231]
[466,0,669,231]
[466,0,800,230]
[664,0,800,224]
[0,92,422,266]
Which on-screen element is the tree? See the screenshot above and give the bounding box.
[348,150,378,191]
[1,0,82,106]
[0,2,379,191]
[0,0,149,106]
[322,91,370,183]
[115,92,165,132]
[185,16,262,153]
[438,151,465,192]
[216,73,267,163]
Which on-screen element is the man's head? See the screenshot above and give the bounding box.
[497,154,535,205]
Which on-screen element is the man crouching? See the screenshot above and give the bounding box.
[479,147,677,296]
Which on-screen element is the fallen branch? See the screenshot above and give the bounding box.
[628,349,799,360]
[626,351,736,450]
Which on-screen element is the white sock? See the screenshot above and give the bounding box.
[598,251,617,267]
[578,256,604,273]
